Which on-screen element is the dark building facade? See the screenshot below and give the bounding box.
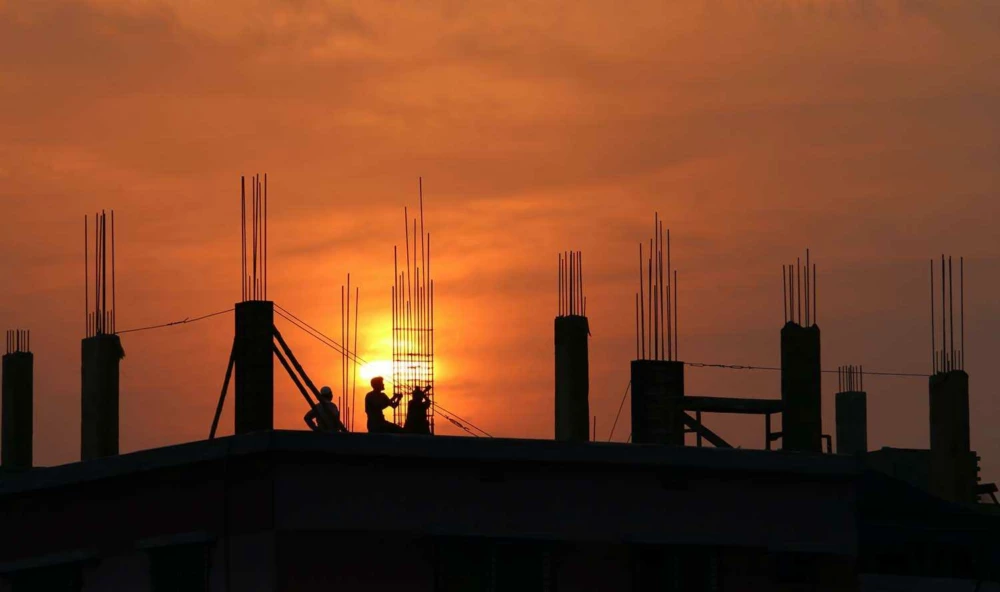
[1,431,997,591]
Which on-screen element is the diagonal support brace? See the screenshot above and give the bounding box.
[209,337,237,440]
[682,412,732,448]
[273,326,339,431]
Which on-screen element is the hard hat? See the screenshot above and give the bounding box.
[319,386,333,400]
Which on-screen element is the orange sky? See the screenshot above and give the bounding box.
[1,0,998,479]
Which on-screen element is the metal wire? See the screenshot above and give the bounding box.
[116,308,234,334]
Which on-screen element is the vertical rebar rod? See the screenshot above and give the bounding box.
[341,284,346,418]
[405,209,411,326]
[111,210,116,333]
[659,222,665,359]
[85,215,88,335]
[949,256,954,371]
[805,249,810,326]
[941,254,948,372]
[241,176,245,302]
[347,273,351,416]
[251,175,259,300]
[960,256,964,370]
[931,259,936,373]
[653,214,658,359]
[785,265,795,323]
[95,213,99,330]
[648,243,653,358]
[578,251,584,318]
[673,270,678,359]
[353,286,359,432]
[101,212,107,334]
[563,253,567,315]
[638,243,645,360]
[782,264,787,324]
[796,257,801,326]
[813,263,817,326]
[666,229,672,361]
[431,279,436,433]
[653,249,658,360]
[558,254,562,316]
[635,293,640,359]
[264,173,268,300]
[569,251,574,316]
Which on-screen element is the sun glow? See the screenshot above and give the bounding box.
[359,360,393,383]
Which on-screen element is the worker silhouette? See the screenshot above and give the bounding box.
[404,386,432,435]
[365,376,404,434]
[304,386,348,433]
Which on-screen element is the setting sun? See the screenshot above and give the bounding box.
[359,360,393,384]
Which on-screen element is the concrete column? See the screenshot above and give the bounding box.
[834,391,867,455]
[81,333,124,460]
[235,301,274,435]
[2,351,33,469]
[630,360,684,445]
[780,323,822,453]
[929,370,975,503]
[554,315,589,442]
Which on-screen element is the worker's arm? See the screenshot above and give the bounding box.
[388,393,402,409]
[303,408,320,431]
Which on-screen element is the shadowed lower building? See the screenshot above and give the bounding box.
[1,431,998,591]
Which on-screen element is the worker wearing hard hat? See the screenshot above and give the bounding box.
[365,376,404,433]
[304,385,348,433]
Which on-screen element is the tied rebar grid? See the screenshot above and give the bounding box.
[392,178,435,432]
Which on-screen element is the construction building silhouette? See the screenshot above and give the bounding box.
[0,197,997,591]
